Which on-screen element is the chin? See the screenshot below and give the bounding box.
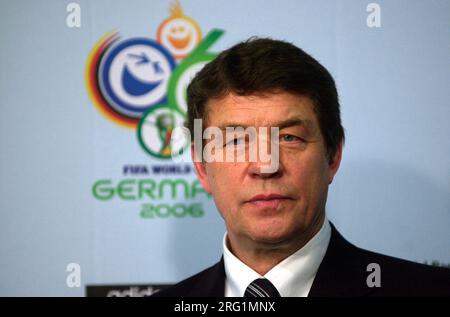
[254,212,314,242]
[249,222,296,244]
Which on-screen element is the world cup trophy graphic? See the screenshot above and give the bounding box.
[156,112,175,157]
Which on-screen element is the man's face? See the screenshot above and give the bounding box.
[193,92,342,246]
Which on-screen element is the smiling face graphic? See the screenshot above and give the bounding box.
[99,38,176,119]
[157,1,202,60]
[167,20,193,50]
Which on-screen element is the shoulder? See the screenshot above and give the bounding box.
[356,246,450,296]
[151,259,225,297]
[316,223,450,296]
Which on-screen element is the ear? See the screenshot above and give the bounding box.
[191,143,212,193]
[328,141,343,184]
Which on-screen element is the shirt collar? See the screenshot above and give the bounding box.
[223,218,331,297]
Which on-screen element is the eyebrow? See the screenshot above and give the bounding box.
[217,118,309,130]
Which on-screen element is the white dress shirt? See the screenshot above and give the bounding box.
[223,218,331,297]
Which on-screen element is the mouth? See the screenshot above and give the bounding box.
[168,33,192,49]
[122,65,162,96]
[244,193,292,209]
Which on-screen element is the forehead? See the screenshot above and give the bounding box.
[205,92,318,129]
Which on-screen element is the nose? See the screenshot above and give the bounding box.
[248,160,283,179]
[247,130,282,178]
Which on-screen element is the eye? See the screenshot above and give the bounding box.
[225,137,245,147]
[281,134,300,142]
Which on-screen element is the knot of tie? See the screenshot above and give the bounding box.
[244,278,280,297]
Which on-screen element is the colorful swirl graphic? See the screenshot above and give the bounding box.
[85,32,141,129]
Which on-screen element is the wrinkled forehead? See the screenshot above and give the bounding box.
[204,92,320,133]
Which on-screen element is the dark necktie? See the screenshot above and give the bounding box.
[244,278,281,297]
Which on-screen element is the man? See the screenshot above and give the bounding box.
[154,38,450,297]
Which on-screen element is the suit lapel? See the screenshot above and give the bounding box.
[308,223,375,297]
[190,257,226,297]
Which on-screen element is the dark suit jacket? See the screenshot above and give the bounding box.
[153,223,450,297]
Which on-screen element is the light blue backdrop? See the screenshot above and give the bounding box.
[0,0,449,296]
